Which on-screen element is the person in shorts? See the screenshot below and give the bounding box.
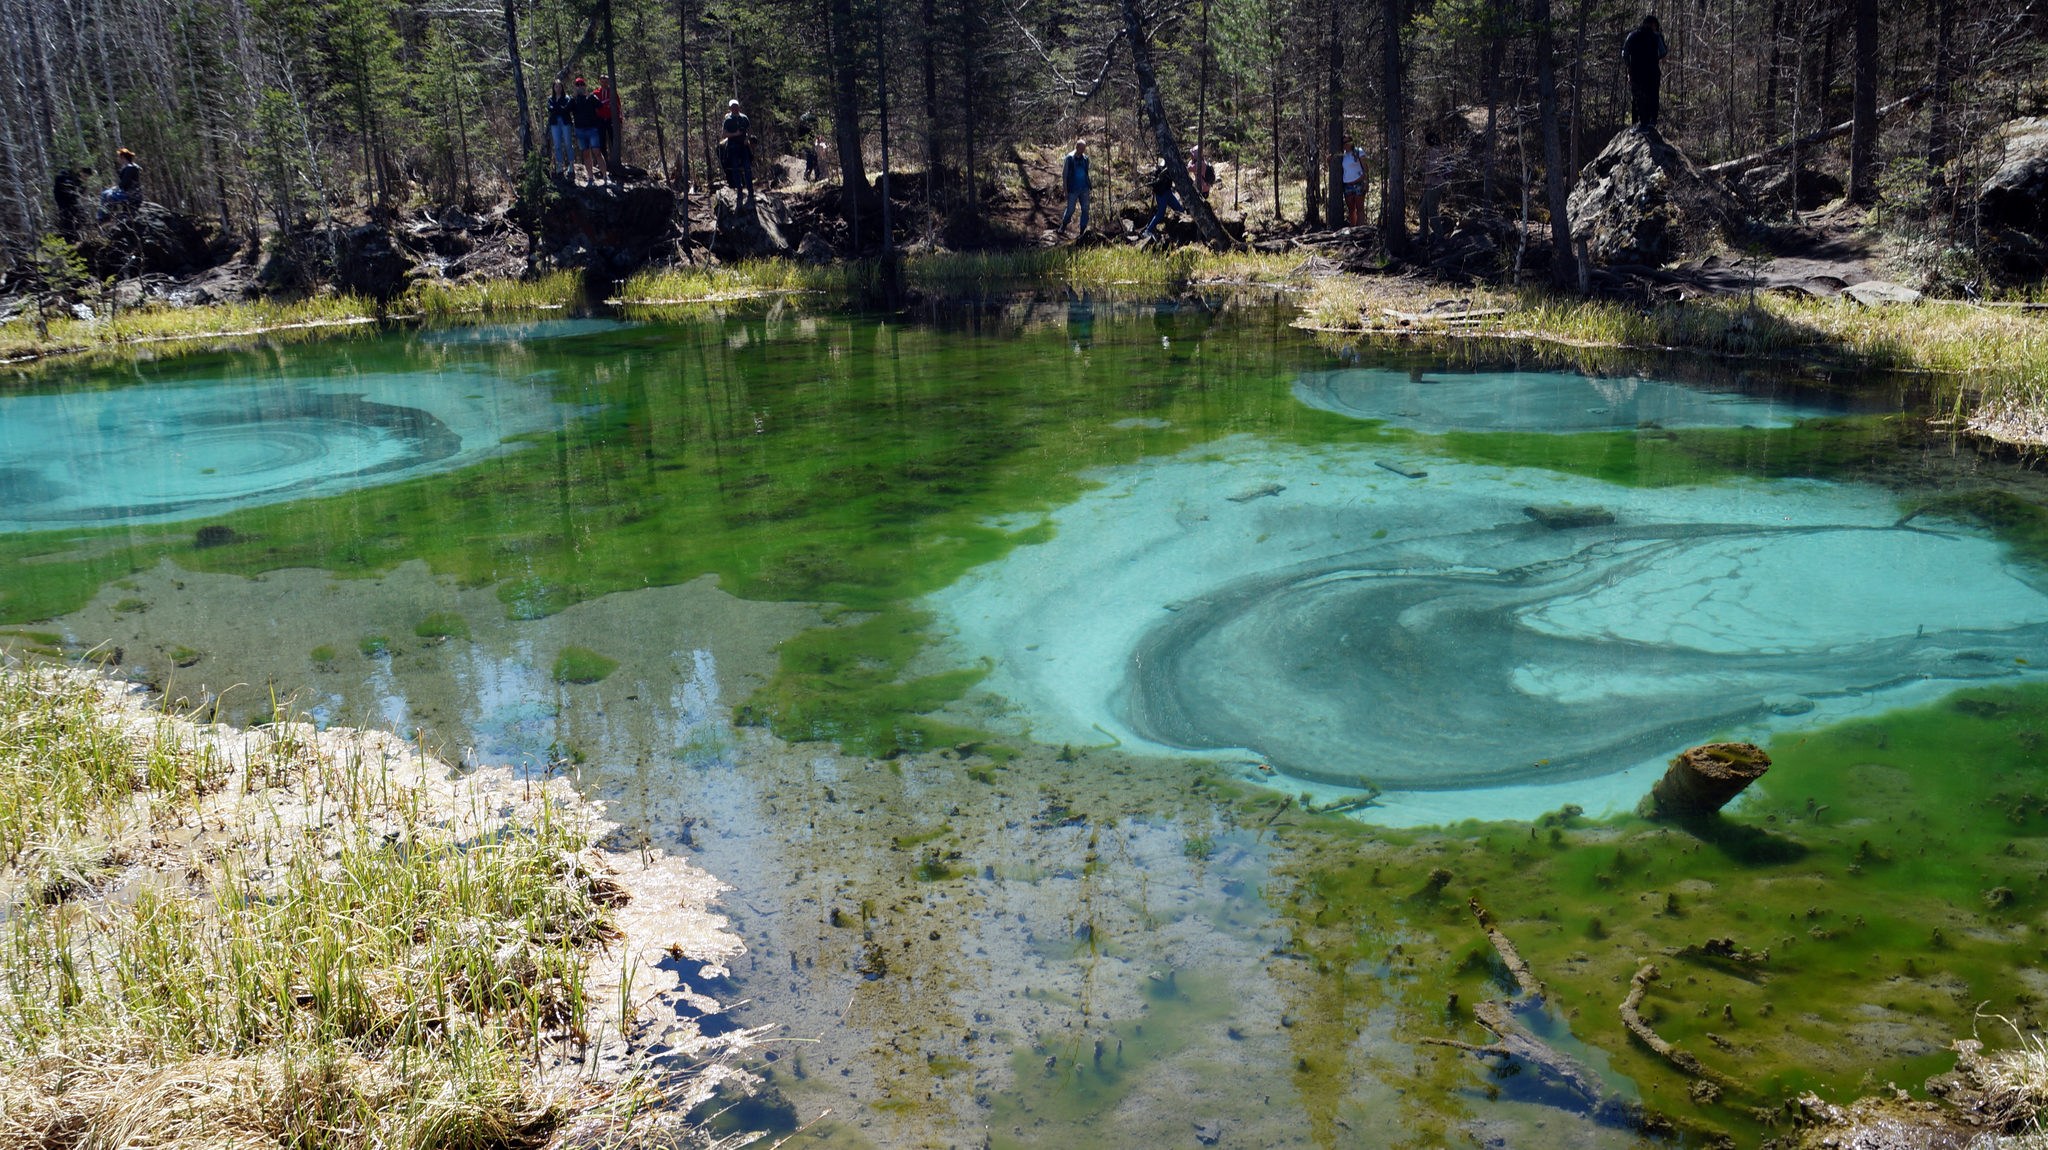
[569,77,604,184]
[1341,142,1367,227]
[546,79,574,176]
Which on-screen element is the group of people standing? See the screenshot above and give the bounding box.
[545,75,619,184]
[1054,138,1218,242]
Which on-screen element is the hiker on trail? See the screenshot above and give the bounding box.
[721,99,754,195]
[594,74,619,169]
[99,149,141,219]
[569,77,604,184]
[1340,143,1367,227]
[1421,132,1452,245]
[546,80,574,176]
[54,165,91,240]
[1623,15,1668,128]
[1141,159,1184,241]
[1187,145,1216,200]
[1058,139,1091,237]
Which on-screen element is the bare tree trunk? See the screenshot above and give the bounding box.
[1120,0,1230,246]
[1846,0,1877,201]
[1482,0,1503,210]
[921,0,940,177]
[603,0,621,171]
[678,0,691,248]
[876,0,892,253]
[1381,0,1408,255]
[1324,0,1345,228]
[504,0,533,157]
[1534,0,1577,287]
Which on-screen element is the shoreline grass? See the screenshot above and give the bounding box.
[0,665,758,1149]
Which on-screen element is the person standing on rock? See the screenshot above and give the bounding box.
[54,165,92,239]
[546,80,575,177]
[1058,139,1091,237]
[569,77,604,185]
[1624,15,1668,129]
[1187,145,1216,200]
[595,74,620,175]
[721,99,754,196]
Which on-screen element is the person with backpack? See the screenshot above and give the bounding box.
[1058,139,1091,237]
[1623,15,1668,128]
[546,79,574,177]
[1186,145,1216,200]
[1141,158,1184,241]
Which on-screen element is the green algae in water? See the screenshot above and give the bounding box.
[1260,681,2048,1144]
[309,645,336,663]
[552,646,617,685]
[359,636,392,658]
[412,611,469,640]
[113,598,145,613]
[987,973,1237,1150]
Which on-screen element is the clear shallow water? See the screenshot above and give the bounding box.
[3,298,2044,1148]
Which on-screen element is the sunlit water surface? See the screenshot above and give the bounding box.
[3,297,2042,1149]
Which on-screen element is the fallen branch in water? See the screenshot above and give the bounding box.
[1620,963,1744,1091]
[1470,897,1545,1002]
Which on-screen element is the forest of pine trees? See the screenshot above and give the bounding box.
[0,0,2039,271]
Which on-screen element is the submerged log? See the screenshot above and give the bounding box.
[1423,1001,1607,1111]
[1644,742,1771,821]
[1470,898,1544,1002]
[1619,964,1743,1090]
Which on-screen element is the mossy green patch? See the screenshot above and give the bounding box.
[1910,489,2048,568]
[412,612,470,639]
[309,645,336,662]
[551,646,617,685]
[359,636,392,658]
[113,598,145,613]
[737,606,989,758]
[1260,682,2048,1145]
[1440,413,1922,489]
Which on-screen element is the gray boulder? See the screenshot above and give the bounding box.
[712,190,793,260]
[89,202,217,278]
[1979,117,2048,232]
[1567,125,1746,268]
[1735,163,1844,211]
[1841,280,1923,307]
[333,225,416,300]
[796,232,837,264]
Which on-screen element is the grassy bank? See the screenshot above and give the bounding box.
[0,271,587,365]
[0,666,758,1149]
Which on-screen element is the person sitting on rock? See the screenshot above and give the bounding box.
[1624,15,1668,129]
[568,77,604,185]
[721,99,754,195]
[546,79,575,177]
[99,149,141,220]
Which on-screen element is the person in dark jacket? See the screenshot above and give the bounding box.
[1058,139,1091,236]
[54,166,91,239]
[546,79,574,176]
[568,77,603,184]
[99,149,141,220]
[721,99,754,194]
[1140,160,1184,241]
[1623,15,1668,128]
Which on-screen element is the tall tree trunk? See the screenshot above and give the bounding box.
[921,0,940,177]
[1482,0,1503,210]
[1763,0,1784,137]
[1324,0,1345,228]
[1534,0,1576,288]
[830,0,868,243]
[603,0,621,170]
[876,0,891,252]
[1119,0,1229,246]
[1846,0,1876,202]
[1923,0,1953,193]
[504,0,533,157]
[1381,0,1408,255]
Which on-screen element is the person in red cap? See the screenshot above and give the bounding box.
[568,77,603,184]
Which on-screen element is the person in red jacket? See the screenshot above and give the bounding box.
[593,74,620,177]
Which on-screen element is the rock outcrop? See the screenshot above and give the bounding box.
[89,202,230,278]
[540,178,678,275]
[1979,117,2048,232]
[1567,126,1746,268]
[333,224,417,300]
[712,190,794,260]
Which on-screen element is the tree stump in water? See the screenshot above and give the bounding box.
[1644,742,1771,821]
